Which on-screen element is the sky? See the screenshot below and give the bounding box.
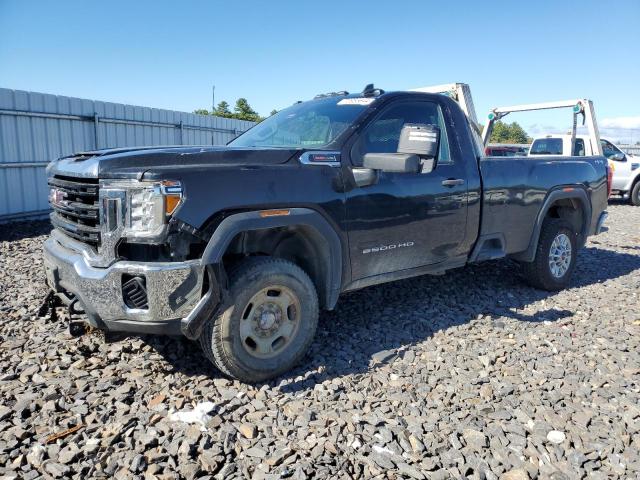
[1,0,640,143]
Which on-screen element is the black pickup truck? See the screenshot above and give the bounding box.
[44,85,609,382]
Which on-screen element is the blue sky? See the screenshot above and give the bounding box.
[1,0,639,142]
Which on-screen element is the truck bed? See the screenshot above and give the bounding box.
[477,155,609,259]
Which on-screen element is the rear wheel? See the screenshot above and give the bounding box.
[521,218,578,291]
[630,181,640,206]
[199,257,318,383]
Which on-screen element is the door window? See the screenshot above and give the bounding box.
[601,139,623,159]
[351,101,451,167]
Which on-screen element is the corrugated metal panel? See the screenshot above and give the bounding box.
[0,88,256,221]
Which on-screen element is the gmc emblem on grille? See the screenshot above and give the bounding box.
[49,188,67,207]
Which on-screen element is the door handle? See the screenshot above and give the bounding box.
[441,178,465,187]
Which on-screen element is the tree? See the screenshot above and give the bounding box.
[214,101,232,118]
[194,98,265,121]
[234,98,261,122]
[489,121,530,144]
[270,109,278,116]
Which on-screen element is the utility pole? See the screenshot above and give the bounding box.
[212,85,215,113]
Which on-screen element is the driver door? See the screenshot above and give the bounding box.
[344,99,469,281]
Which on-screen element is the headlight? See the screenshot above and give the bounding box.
[100,179,183,241]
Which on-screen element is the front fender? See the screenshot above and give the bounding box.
[200,208,343,309]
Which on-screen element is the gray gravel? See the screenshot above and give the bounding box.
[1,203,639,479]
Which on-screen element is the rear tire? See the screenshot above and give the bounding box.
[521,218,578,291]
[630,181,640,206]
[199,257,318,383]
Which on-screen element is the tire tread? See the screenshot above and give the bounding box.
[521,218,577,291]
[199,257,318,383]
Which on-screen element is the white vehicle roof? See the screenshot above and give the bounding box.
[532,134,613,142]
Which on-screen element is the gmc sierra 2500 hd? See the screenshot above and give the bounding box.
[44,84,609,382]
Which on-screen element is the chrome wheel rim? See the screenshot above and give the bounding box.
[549,233,572,278]
[239,285,301,359]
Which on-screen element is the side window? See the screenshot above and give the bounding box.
[573,138,585,156]
[351,101,451,167]
[530,138,563,155]
[601,140,621,159]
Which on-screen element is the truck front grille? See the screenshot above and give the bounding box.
[49,175,101,246]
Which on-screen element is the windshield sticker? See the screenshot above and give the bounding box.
[337,98,375,106]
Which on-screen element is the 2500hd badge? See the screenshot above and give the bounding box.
[362,241,415,254]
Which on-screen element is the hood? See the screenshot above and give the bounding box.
[47,146,300,179]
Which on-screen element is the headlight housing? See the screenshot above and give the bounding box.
[100,179,183,241]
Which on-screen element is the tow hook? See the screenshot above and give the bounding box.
[37,290,59,323]
[68,298,91,337]
[38,290,92,337]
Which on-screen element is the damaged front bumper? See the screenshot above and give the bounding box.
[43,229,214,336]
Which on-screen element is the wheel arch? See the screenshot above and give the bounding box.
[514,187,591,263]
[201,208,342,310]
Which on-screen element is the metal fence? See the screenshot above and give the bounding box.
[0,88,256,222]
[619,144,640,156]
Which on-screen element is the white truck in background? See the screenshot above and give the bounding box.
[529,134,640,205]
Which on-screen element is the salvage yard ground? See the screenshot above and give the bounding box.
[0,204,639,479]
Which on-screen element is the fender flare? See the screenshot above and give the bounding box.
[516,187,592,263]
[200,208,342,309]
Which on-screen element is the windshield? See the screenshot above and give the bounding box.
[530,138,563,155]
[229,96,372,148]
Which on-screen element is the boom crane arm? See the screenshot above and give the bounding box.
[481,99,603,156]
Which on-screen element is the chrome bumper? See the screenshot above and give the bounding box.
[43,230,204,333]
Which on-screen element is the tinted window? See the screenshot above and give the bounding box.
[573,138,585,156]
[530,138,563,155]
[351,101,451,167]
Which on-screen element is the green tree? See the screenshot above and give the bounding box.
[234,98,261,122]
[270,109,278,116]
[195,98,266,121]
[490,121,530,144]
[214,101,232,118]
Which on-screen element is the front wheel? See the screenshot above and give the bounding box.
[520,218,578,291]
[199,257,319,383]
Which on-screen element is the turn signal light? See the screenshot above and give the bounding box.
[259,209,291,217]
[165,194,181,215]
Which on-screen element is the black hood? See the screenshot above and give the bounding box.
[47,146,300,179]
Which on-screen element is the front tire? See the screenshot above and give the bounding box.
[199,257,319,383]
[630,181,640,206]
[521,218,578,291]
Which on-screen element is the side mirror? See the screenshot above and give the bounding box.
[610,152,625,161]
[362,123,440,174]
[363,152,421,173]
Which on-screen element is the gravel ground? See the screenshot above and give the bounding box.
[1,204,639,480]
